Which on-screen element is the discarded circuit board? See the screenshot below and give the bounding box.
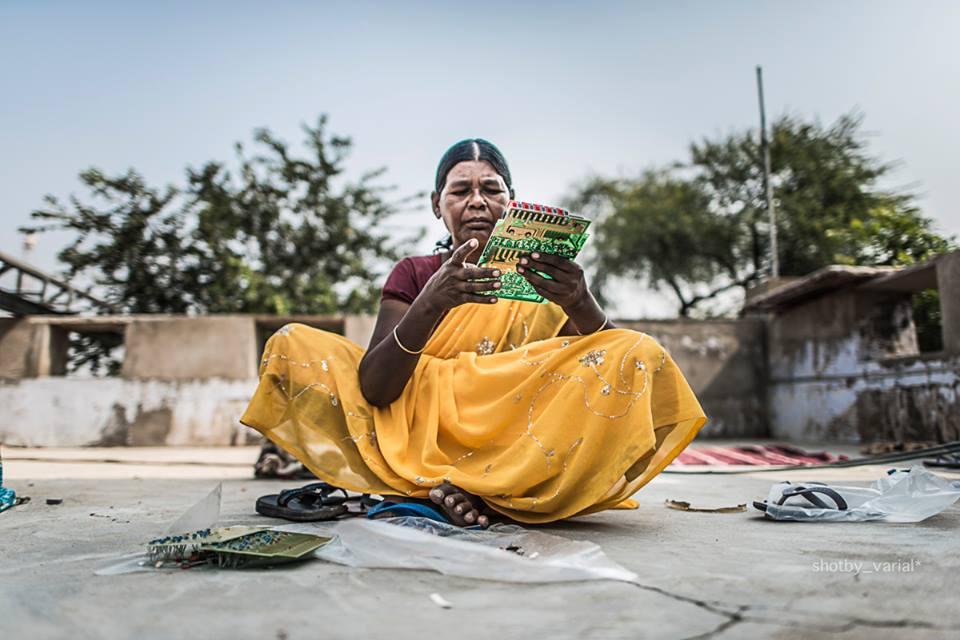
[146,526,331,569]
[476,200,591,303]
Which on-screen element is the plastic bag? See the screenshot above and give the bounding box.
[277,517,639,584]
[96,484,224,575]
[759,465,960,523]
[97,483,637,583]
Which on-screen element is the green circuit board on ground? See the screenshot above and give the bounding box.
[476,200,591,303]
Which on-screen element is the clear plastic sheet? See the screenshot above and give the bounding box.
[277,517,639,584]
[96,553,163,576]
[96,484,224,575]
[760,465,960,522]
[99,518,638,583]
[96,483,637,583]
[166,483,222,534]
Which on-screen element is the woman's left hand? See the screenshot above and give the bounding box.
[517,252,590,311]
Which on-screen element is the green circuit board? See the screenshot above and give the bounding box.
[477,200,591,303]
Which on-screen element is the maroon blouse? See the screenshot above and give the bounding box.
[380,254,444,305]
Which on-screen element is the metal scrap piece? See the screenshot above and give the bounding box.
[665,499,747,513]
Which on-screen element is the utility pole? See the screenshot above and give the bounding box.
[756,65,779,279]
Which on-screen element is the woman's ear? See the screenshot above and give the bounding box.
[430,191,441,218]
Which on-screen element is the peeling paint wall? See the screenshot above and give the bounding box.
[767,289,960,444]
[8,256,959,447]
[0,314,352,447]
[619,319,768,437]
[6,299,955,447]
[855,367,960,444]
[770,355,960,443]
[1,314,771,445]
[0,378,260,447]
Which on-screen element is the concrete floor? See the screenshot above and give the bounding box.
[2,446,959,640]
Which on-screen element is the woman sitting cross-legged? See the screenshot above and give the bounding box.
[241,138,707,527]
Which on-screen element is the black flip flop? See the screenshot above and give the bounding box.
[256,482,349,521]
[753,481,849,514]
[256,482,381,522]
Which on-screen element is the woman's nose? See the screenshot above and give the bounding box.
[467,189,486,208]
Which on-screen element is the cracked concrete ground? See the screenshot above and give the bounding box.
[1,445,959,640]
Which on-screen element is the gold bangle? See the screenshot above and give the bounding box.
[392,325,425,355]
[576,313,608,336]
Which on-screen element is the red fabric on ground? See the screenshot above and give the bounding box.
[672,444,849,466]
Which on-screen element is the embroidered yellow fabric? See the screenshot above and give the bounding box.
[241,299,707,524]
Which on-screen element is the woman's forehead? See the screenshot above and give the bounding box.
[445,160,504,184]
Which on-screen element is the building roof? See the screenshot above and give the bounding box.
[743,264,903,313]
[859,259,940,293]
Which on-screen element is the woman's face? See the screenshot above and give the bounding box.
[432,160,510,254]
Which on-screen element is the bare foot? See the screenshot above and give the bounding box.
[429,482,490,528]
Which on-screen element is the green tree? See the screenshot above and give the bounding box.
[572,112,954,317]
[26,116,421,373]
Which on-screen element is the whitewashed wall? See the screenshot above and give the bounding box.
[0,378,260,447]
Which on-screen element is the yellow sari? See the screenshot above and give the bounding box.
[241,299,706,524]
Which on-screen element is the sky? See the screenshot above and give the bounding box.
[1,0,958,317]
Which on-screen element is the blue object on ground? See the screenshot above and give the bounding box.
[1,448,18,513]
[0,486,15,513]
[366,500,450,523]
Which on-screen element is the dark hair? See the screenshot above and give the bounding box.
[433,139,515,253]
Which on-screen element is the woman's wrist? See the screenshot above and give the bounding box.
[564,291,598,318]
[565,293,607,334]
[390,295,446,352]
[412,291,448,322]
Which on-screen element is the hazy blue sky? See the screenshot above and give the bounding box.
[2,1,957,316]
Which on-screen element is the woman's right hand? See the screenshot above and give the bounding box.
[418,238,502,312]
